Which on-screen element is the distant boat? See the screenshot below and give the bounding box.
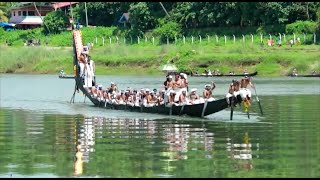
[59,75,75,79]
[58,70,75,79]
[289,74,320,77]
[190,71,258,77]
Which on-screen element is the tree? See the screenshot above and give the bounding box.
[73,2,131,27]
[316,6,320,37]
[0,2,12,22]
[153,19,182,43]
[128,2,155,36]
[0,10,8,22]
[43,10,69,34]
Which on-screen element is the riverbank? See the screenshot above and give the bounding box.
[1,44,319,76]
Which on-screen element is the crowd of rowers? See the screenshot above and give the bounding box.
[77,51,254,107]
[85,73,217,107]
[82,70,253,108]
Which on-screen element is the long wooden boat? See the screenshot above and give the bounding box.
[289,74,320,77]
[59,75,75,79]
[70,30,242,118]
[190,71,258,77]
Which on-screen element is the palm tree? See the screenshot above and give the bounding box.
[0,2,10,22]
[0,10,8,22]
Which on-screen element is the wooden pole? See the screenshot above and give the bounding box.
[84,2,88,27]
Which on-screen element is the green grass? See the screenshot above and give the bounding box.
[1,43,319,76]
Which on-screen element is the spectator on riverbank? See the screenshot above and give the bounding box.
[289,39,294,47]
[292,68,298,76]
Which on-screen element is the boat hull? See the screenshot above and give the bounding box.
[59,75,75,79]
[87,94,242,118]
[289,74,320,77]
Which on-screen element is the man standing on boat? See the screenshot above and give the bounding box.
[226,79,240,106]
[87,55,96,86]
[164,75,175,104]
[239,76,255,106]
[180,73,189,92]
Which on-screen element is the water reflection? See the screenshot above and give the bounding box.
[227,132,253,171]
[74,144,83,176]
[73,116,259,176]
[1,95,319,178]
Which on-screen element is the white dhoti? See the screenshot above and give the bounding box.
[173,87,187,102]
[84,64,93,88]
[226,93,234,104]
[206,97,215,102]
[239,88,252,99]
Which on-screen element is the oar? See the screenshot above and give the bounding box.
[253,87,263,115]
[179,104,185,116]
[230,97,234,120]
[246,107,250,119]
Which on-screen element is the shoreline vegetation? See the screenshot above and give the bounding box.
[1,2,319,76]
[1,43,319,76]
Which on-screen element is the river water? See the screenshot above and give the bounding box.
[0,74,319,178]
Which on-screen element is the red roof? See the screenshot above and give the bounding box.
[52,2,78,9]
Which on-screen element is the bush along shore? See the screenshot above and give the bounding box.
[1,42,319,76]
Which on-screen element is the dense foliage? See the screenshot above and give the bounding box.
[71,2,319,35]
[43,10,69,34]
[153,19,182,43]
[286,21,317,34]
[1,2,319,43]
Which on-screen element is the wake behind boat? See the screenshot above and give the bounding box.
[68,30,244,118]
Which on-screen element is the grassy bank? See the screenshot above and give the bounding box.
[1,43,319,76]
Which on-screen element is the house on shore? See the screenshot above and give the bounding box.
[118,12,130,28]
[8,2,78,30]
